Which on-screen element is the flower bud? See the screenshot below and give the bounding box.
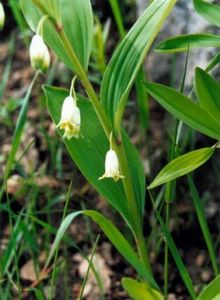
[0,2,5,30]
[99,150,124,182]
[57,96,81,139]
[29,34,50,72]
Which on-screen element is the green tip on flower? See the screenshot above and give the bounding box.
[29,34,50,72]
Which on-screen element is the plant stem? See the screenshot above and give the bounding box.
[57,27,151,272]
[115,141,151,272]
[58,29,112,138]
[32,4,151,273]
[164,199,170,299]
[49,180,73,300]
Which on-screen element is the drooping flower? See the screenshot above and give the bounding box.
[99,150,124,182]
[29,34,50,72]
[0,2,5,30]
[57,96,81,139]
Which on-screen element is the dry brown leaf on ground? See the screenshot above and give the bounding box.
[6,174,23,194]
[35,176,60,188]
[20,260,37,282]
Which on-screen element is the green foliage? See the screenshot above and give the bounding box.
[143,81,220,140]
[193,0,220,27]
[21,0,93,71]
[188,177,219,276]
[4,72,40,180]
[100,0,176,132]
[46,210,158,289]
[45,86,145,226]
[155,211,196,299]
[156,34,220,53]
[122,277,163,300]
[197,275,220,300]
[108,0,126,38]
[148,148,215,189]
[195,68,220,122]
[44,86,130,225]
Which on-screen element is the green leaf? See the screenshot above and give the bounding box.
[197,275,220,300]
[195,67,220,122]
[193,0,220,27]
[44,85,131,226]
[45,86,146,224]
[156,212,196,299]
[27,288,45,300]
[122,277,163,300]
[21,0,93,71]
[143,81,220,140]
[60,0,93,70]
[100,0,176,131]
[188,176,219,276]
[5,72,39,178]
[45,85,146,225]
[20,0,41,32]
[46,210,159,290]
[121,131,145,217]
[205,52,220,72]
[155,34,220,53]
[149,148,214,189]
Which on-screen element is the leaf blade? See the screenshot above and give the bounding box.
[21,0,93,71]
[46,210,159,289]
[143,81,220,141]
[156,33,220,53]
[44,85,131,226]
[195,67,220,122]
[100,0,176,130]
[193,0,220,27]
[60,0,93,70]
[149,148,215,189]
[122,277,163,300]
[197,275,220,300]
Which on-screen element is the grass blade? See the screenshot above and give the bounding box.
[45,210,159,289]
[188,176,219,276]
[149,192,196,299]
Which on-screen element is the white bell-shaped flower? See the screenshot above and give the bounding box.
[99,150,124,182]
[0,2,5,30]
[57,96,81,139]
[29,34,50,72]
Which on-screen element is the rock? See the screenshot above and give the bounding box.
[78,253,112,299]
[137,0,219,89]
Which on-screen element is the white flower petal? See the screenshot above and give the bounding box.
[57,96,81,139]
[29,34,50,72]
[99,150,124,181]
[0,2,5,30]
